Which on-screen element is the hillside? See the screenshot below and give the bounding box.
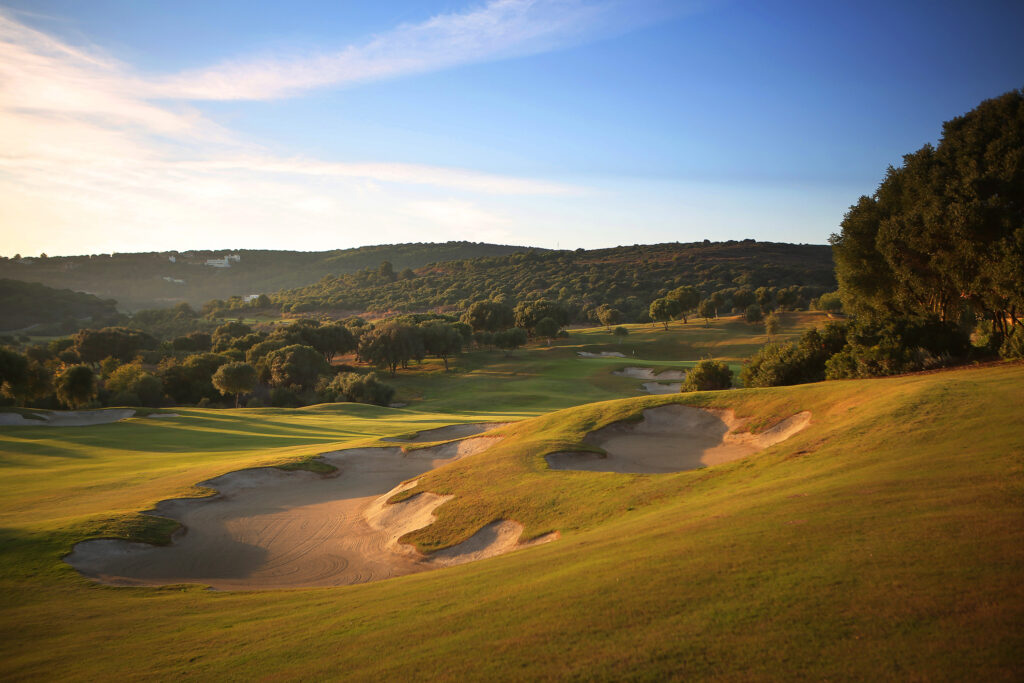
[0,361,1020,679]
[0,242,534,312]
[0,279,121,333]
[275,240,835,320]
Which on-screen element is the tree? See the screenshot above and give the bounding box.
[595,304,622,330]
[649,298,680,331]
[419,322,463,371]
[493,327,527,356]
[0,347,29,403]
[666,286,700,324]
[513,299,568,336]
[318,372,394,406]
[266,344,329,389]
[106,362,163,407]
[159,352,231,404]
[613,326,629,344]
[765,312,781,337]
[461,300,514,332]
[698,299,716,327]
[831,89,1024,343]
[745,304,764,324]
[534,317,560,343]
[73,327,156,364]
[56,364,97,408]
[212,362,258,408]
[680,359,733,392]
[358,322,424,376]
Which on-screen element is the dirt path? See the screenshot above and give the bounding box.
[547,405,811,473]
[66,433,552,590]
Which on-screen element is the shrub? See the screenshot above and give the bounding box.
[681,359,733,392]
[318,372,394,406]
[999,328,1024,359]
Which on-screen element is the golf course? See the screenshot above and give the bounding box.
[2,315,1021,679]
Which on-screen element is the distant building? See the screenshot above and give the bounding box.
[168,255,176,263]
[243,294,261,303]
[205,254,241,268]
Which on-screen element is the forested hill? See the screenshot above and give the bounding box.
[274,240,835,322]
[0,242,535,312]
[0,279,121,333]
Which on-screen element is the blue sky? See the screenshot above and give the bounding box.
[1,0,1022,256]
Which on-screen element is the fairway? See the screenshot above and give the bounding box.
[2,361,1022,680]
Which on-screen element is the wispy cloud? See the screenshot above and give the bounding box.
[0,5,601,255]
[149,0,627,101]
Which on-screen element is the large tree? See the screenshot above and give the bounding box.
[55,364,97,409]
[357,322,424,376]
[212,362,258,408]
[461,300,514,333]
[831,89,1024,340]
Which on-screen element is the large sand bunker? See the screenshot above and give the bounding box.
[0,409,136,427]
[546,405,811,473]
[383,422,508,443]
[66,433,552,590]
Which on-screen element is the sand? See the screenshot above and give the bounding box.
[640,382,682,394]
[613,367,687,380]
[383,422,508,443]
[0,409,136,427]
[577,351,626,358]
[546,405,811,473]
[66,433,549,590]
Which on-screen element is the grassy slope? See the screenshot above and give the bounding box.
[0,326,1020,679]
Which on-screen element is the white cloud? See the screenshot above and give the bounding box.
[0,8,588,255]
[148,0,616,101]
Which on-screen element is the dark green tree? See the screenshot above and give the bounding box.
[55,364,97,408]
[266,344,329,389]
[680,360,733,392]
[212,362,258,407]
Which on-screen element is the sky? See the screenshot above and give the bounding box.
[0,0,1022,257]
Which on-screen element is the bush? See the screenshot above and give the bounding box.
[745,304,763,324]
[680,359,733,392]
[317,372,394,406]
[824,317,970,379]
[999,328,1024,359]
[742,323,848,387]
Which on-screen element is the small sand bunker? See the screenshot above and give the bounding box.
[546,405,811,474]
[66,433,547,590]
[613,367,687,380]
[0,409,136,427]
[577,351,626,358]
[383,422,508,443]
[641,382,682,394]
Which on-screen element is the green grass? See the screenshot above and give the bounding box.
[0,332,1020,678]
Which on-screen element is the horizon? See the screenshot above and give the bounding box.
[2,1,1023,257]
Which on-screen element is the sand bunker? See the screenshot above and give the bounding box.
[613,367,687,380]
[577,351,626,358]
[640,382,682,394]
[383,422,508,443]
[66,434,550,590]
[546,405,811,473]
[0,409,136,427]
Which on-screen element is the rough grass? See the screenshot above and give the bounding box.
[0,357,1020,679]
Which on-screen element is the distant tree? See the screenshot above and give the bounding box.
[106,362,163,407]
[419,322,463,371]
[513,299,568,336]
[317,372,394,406]
[666,286,700,323]
[212,362,258,408]
[461,300,514,332]
[765,312,781,337]
[56,364,97,408]
[613,326,629,343]
[212,321,252,349]
[745,304,764,324]
[649,298,680,331]
[377,260,396,282]
[266,344,329,389]
[731,288,756,312]
[73,327,157,364]
[698,299,716,327]
[815,291,843,315]
[534,317,560,343]
[680,359,733,392]
[358,322,424,376]
[595,304,622,330]
[159,352,231,404]
[0,348,29,402]
[493,327,527,356]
